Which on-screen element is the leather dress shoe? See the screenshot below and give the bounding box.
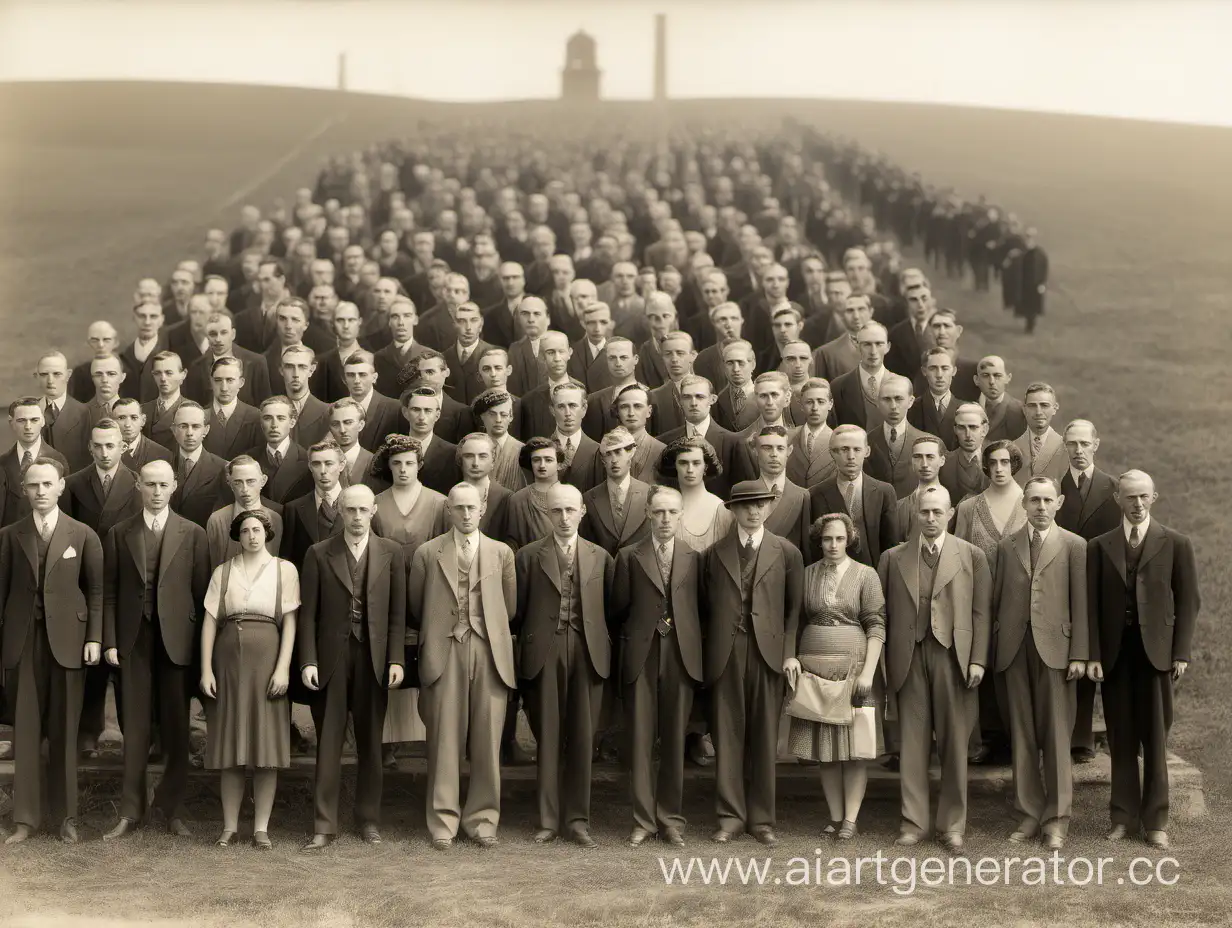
[532,828,557,844]
[894,831,921,847]
[502,743,536,766]
[360,825,382,845]
[749,826,778,848]
[686,733,715,767]
[60,819,81,844]
[882,753,901,772]
[662,827,686,848]
[1107,824,1130,842]
[301,833,335,851]
[1071,747,1096,764]
[104,817,138,841]
[711,828,737,843]
[5,824,32,845]
[968,745,991,765]
[166,818,192,838]
[569,828,598,849]
[1043,833,1065,851]
[938,832,965,854]
[431,837,454,851]
[1009,822,1039,844]
[628,827,654,847]
[1145,830,1170,850]
[473,834,499,849]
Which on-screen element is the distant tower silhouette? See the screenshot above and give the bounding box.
[653,14,667,103]
[561,30,601,103]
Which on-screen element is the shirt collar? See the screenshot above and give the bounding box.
[738,526,765,549]
[688,416,712,438]
[18,438,43,457]
[1029,524,1052,544]
[838,472,863,492]
[157,391,182,408]
[181,446,203,465]
[143,508,166,529]
[315,484,341,507]
[555,533,578,553]
[347,531,370,552]
[765,473,786,494]
[267,436,292,458]
[95,463,120,481]
[608,474,631,494]
[453,527,480,548]
[36,507,59,533]
[1071,464,1095,482]
[42,396,62,414]
[980,393,1005,409]
[883,420,904,440]
[215,399,237,416]
[356,390,374,411]
[343,443,360,465]
[919,531,948,554]
[1124,516,1150,542]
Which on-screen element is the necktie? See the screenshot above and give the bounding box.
[43,402,57,442]
[612,484,625,520]
[657,542,671,585]
[916,323,926,339]
[319,496,336,526]
[805,429,816,459]
[156,399,167,419]
[560,542,573,571]
[889,427,898,446]
[180,456,194,481]
[1129,525,1140,548]
[102,473,113,497]
[39,517,51,542]
[867,374,877,398]
[742,535,755,562]
[272,450,283,469]
[215,408,228,428]
[563,436,574,465]
[922,542,940,569]
[842,480,856,515]
[460,535,473,569]
[20,450,32,469]
[1077,471,1088,492]
[936,396,947,417]
[1030,528,1042,571]
[1031,434,1042,462]
[733,386,745,415]
[150,515,162,536]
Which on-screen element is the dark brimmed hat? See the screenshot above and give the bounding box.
[725,480,778,508]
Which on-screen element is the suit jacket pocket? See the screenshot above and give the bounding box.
[1061,622,1072,638]
[77,610,88,622]
[1164,612,1176,626]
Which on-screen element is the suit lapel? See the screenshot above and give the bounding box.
[474,536,499,590]
[127,517,147,583]
[45,518,71,569]
[1137,520,1166,570]
[716,530,741,587]
[17,522,38,578]
[539,539,562,592]
[436,535,459,588]
[366,538,390,599]
[591,485,618,539]
[1105,531,1128,584]
[932,536,961,596]
[1014,525,1032,573]
[1076,470,1106,527]
[753,532,778,588]
[896,540,921,608]
[578,539,598,587]
[327,535,354,594]
[1034,526,1063,575]
[158,514,186,580]
[619,481,648,543]
[635,540,665,594]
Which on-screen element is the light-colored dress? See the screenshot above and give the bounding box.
[676,494,733,553]
[204,556,300,770]
[954,491,1027,582]
[788,558,886,763]
[490,434,527,492]
[375,485,448,744]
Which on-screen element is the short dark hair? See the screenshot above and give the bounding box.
[8,396,42,417]
[228,508,275,542]
[659,436,723,480]
[519,436,564,469]
[981,439,1024,477]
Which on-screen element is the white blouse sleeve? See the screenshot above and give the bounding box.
[279,560,302,613]
[204,563,225,618]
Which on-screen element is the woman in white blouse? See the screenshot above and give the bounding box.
[200,510,299,849]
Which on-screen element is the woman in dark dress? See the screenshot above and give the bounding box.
[200,510,299,849]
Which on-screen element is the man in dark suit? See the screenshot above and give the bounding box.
[704,481,804,847]
[657,374,755,500]
[633,295,678,390]
[912,310,979,404]
[401,353,473,445]
[908,348,961,451]
[371,296,430,391]
[166,293,212,365]
[518,335,584,441]
[82,354,127,430]
[280,346,331,448]
[184,311,271,407]
[866,375,927,499]
[69,322,121,403]
[751,426,811,555]
[280,440,346,565]
[975,356,1028,444]
[113,398,174,472]
[167,402,227,528]
[506,298,553,399]
[312,301,365,402]
[480,261,526,350]
[141,352,188,453]
[0,459,104,844]
[549,384,601,493]
[119,302,170,403]
[879,485,991,853]
[711,340,760,434]
[809,425,899,567]
[242,396,314,504]
[645,332,698,437]
[514,484,615,848]
[410,484,518,850]
[299,485,406,850]
[884,283,935,378]
[401,388,461,494]
[442,302,493,406]
[100,461,210,840]
[784,378,836,490]
[579,427,651,556]
[34,352,91,473]
[992,477,1088,851]
[232,257,290,353]
[1056,419,1121,763]
[262,298,332,395]
[342,351,403,451]
[2,399,70,527]
[201,358,262,461]
[1015,228,1049,334]
[611,487,703,847]
[567,303,614,392]
[1087,470,1199,850]
[580,338,642,441]
[456,434,513,542]
[831,321,890,430]
[939,404,990,506]
[64,419,141,540]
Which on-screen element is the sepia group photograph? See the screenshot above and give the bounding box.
[0,1,1228,926]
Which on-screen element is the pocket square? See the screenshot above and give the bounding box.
[62,545,78,560]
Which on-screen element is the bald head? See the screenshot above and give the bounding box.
[339,484,377,537]
[138,460,177,513]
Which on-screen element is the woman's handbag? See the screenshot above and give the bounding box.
[849,705,879,759]
[786,670,855,725]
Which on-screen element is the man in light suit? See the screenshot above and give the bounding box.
[204,456,283,567]
[1087,471,1200,850]
[100,461,210,840]
[611,486,703,848]
[975,356,1027,443]
[243,396,313,504]
[785,377,836,489]
[656,375,755,500]
[34,352,92,473]
[811,290,868,383]
[895,435,947,539]
[879,485,991,852]
[751,426,811,555]
[704,481,804,847]
[1056,419,1121,764]
[579,426,652,558]
[866,375,927,499]
[411,484,517,850]
[299,485,406,850]
[515,484,615,848]
[809,425,900,567]
[993,477,1088,850]
[1013,383,1066,487]
[0,459,104,844]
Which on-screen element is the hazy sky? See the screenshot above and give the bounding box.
[2,0,1231,126]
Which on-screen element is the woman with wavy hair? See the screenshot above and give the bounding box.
[505,436,564,549]
[660,436,731,553]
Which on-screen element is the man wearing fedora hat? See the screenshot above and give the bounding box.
[702,479,804,847]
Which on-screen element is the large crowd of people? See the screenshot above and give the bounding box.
[0,118,1198,858]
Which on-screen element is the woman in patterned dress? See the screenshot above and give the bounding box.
[954,439,1027,579]
[506,436,563,549]
[661,436,732,553]
[783,512,885,840]
[371,434,449,762]
[199,510,299,849]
